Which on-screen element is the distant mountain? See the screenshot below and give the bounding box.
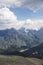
[0,27,43,52]
[18,27,26,34]
[19,27,43,44]
[0,28,43,59]
[36,28,43,43]
[0,28,27,50]
[0,28,38,50]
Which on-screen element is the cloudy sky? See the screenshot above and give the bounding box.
[0,0,43,30]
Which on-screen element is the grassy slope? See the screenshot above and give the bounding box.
[27,58,43,65]
[0,55,43,65]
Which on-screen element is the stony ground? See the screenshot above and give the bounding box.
[0,55,43,65]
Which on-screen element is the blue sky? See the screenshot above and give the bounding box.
[10,7,33,20]
[10,7,43,20]
[0,0,43,30]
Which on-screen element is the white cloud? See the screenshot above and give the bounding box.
[0,7,43,30]
[0,7,24,29]
[0,0,43,10]
[23,19,43,30]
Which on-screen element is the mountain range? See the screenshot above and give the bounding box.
[0,28,43,49]
[0,27,43,59]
